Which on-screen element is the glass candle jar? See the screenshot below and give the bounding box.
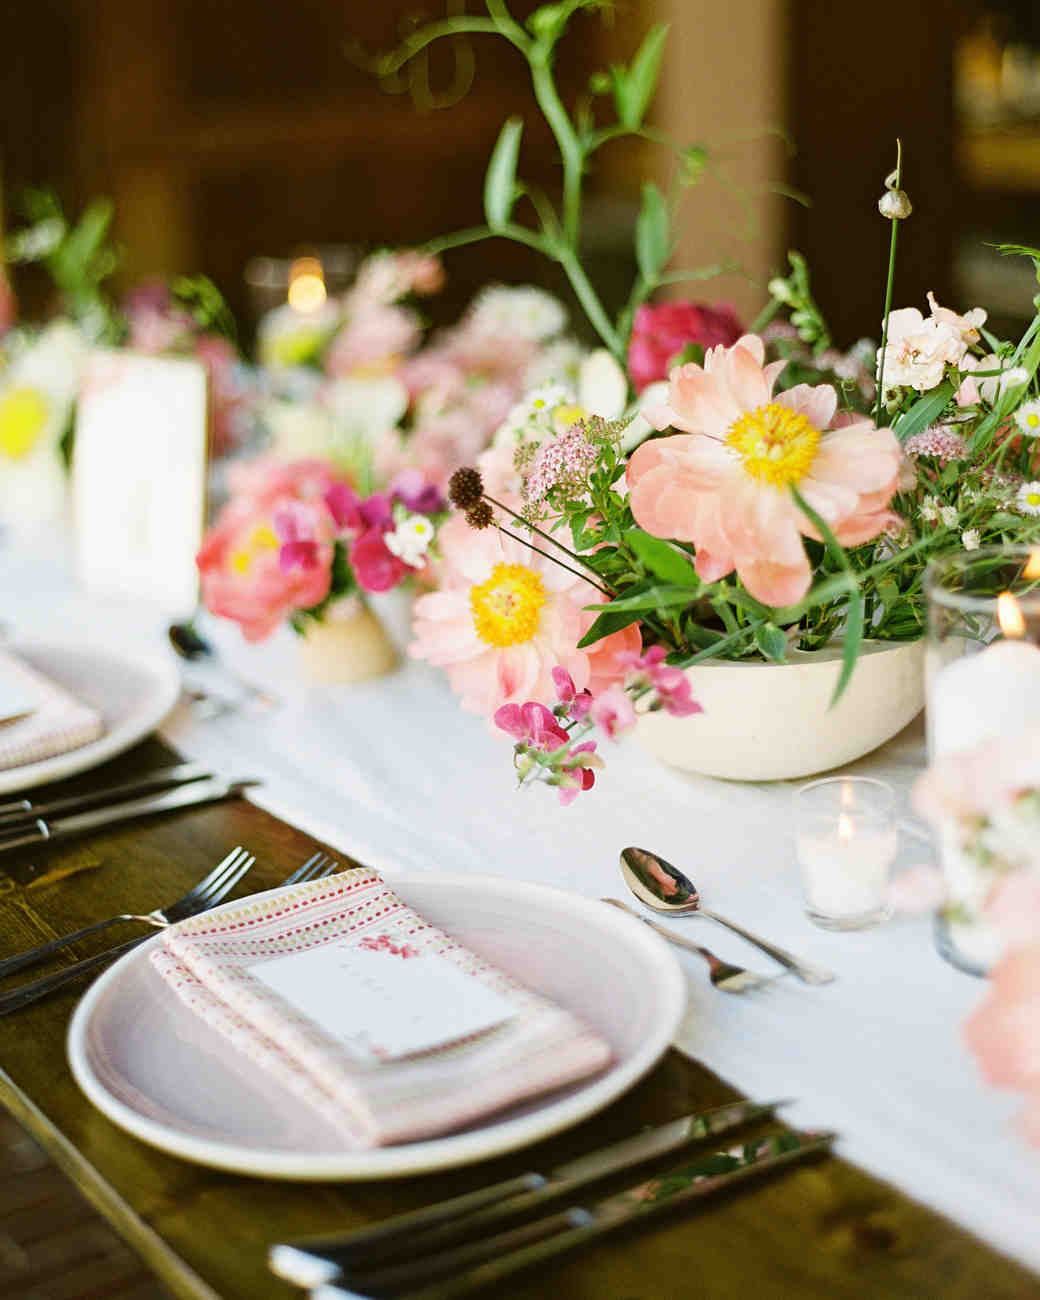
[795,776,897,930]
[925,545,1040,972]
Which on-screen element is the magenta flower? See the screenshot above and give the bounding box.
[391,469,446,515]
[551,666,593,720]
[349,527,408,593]
[558,741,598,806]
[590,684,638,739]
[628,300,744,393]
[620,645,704,717]
[274,501,323,571]
[324,482,363,532]
[494,701,570,750]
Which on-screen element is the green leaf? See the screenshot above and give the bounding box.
[832,587,865,708]
[666,342,704,370]
[576,606,646,648]
[635,181,671,281]
[754,622,788,661]
[625,528,697,585]
[586,583,692,613]
[892,379,955,443]
[483,117,524,229]
[620,23,668,128]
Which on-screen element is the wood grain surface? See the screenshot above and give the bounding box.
[0,738,1036,1300]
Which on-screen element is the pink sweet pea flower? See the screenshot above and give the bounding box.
[551,666,593,720]
[557,741,598,806]
[619,645,703,717]
[628,334,903,607]
[590,684,638,739]
[274,501,323,571]
[494,701,570,749]
[349,527,408,593]
[324,481,363,532]
[628,300,744,393]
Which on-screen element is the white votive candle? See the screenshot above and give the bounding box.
[795,778,897,931]
[929,636,1040,758]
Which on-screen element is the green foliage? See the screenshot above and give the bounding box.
[483,117,523,228]
[625,529,697,585]
[766,252,831,355]
[7,189,123,341]
[610,23,669,129]
[892,380,956,443]
[634,182,671,282]
[170,275,238,344]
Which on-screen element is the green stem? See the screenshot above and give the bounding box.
[373,17,505,77]
[484,492,614,591]
[558,246,622,356]
[529,53,583,246]
[749,296,782,334]
[495,524,612,596]
[875,139,904,426]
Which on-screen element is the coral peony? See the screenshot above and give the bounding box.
[627,334,903,606]
[627,301,743,393]
[410,506,641,717]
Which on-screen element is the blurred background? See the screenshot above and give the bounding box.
[3,0,1040,345]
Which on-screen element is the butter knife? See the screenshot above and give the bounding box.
[313,1130,835,1300]
[0,776,257,853]
[0,761,212,825]
[270,1098,784,1288]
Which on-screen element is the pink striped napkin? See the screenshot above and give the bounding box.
[150,868,612,1148]
[0,650,104,771]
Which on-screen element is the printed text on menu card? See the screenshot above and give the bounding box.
[250,941,516,1061]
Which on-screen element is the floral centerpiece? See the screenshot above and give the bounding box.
[195,455,445,682]
[356,1,1040,802]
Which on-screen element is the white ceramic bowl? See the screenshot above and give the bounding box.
[637,639,925,781]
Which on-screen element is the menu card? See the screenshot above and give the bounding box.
[73,350,207,613]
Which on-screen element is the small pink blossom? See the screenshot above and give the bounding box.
[903,424,969,463]
[551,666,593,720]
[590,684,638,739]
[619,645,704,717]
[274,501,323,572]
[349,527,408,593]
[494,700,569,750]
[324,482,363,532]
[557,741,598,806]
[523,424,599,507]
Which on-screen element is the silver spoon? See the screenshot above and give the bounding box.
[168,620,281,710]
[601,899,779,993]
[620,847,836,985]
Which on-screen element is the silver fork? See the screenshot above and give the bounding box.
[0,849,341,1016]
[602,899,781,994]
[0,846,255,980]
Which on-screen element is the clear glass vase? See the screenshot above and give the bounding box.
[924,546,1040,973]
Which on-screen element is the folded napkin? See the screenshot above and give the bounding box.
[0,649,105,771]
[150,869,612,1148]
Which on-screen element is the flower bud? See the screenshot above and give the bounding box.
[878,190,912,220]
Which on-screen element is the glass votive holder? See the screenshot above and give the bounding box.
[795,777,897,930]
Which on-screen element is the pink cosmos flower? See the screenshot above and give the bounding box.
[590,684,638,739]
[627,334,903,606]
[628,301,744,393]
[410,505,641,717]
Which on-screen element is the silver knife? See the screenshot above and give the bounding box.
[313,1130,835,1300]
[270,1099,785,1288]
[0,762,212,826]
[0,776,258,852]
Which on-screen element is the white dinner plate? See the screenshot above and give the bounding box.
[0,640,182,795]
[68,871,687,1180]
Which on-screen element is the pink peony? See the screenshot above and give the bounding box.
[197,495,335,642]
[627,334,903,606]
[410,505,641,717]
[628,301,744,393]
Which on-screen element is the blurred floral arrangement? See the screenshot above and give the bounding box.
[910,729,1040,1144]
[197,457,445,643]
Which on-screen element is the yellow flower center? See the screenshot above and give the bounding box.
[1028,414,1040,428]
[726,401,821,487]
[1028,492,1040,507]
[470,563,547,648]
[0,386,50,459]
[229,523,280,576]
[552,402,588,432]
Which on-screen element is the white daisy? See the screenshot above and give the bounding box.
[468,286,567,342]
[1014,399,1040,437]
[961,528,981,551]
[1015,481,1040,516]
[939,505,959,527]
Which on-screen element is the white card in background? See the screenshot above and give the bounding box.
[73,350,207,614]
[250,942,516,1062]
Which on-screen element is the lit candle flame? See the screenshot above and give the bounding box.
[997,590,1027,639]
[288,257,327,313]
[839,780,855,810]
[1025,550,1040,581]
[838,812,854,843]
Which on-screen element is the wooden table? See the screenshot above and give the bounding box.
[0,740,1036,1300]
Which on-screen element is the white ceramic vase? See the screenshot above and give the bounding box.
[636,639,925,781]
[297,598,399,685]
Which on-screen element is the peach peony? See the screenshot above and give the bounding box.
[627,334,903,606]
[410,507,641,717]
